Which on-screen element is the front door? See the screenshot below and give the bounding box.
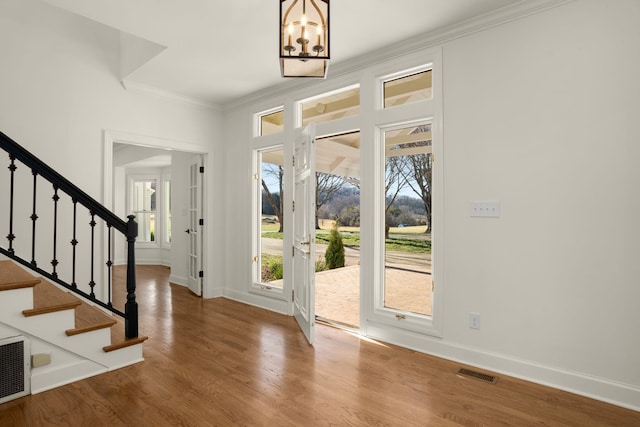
[187,155,203,296]
[292,124,316,344]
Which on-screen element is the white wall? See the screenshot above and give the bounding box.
[221,0,640,410]
[439,0,640,402]
[0,0,225,298]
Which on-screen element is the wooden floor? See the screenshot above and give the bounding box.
[1,265,638,426]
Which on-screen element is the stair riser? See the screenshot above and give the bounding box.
[2,309,75,334]
[0,288,34,313]
[1,259,145,392]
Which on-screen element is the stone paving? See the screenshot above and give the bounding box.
[315,264,432,328]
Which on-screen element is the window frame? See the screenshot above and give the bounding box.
[251,144,287,294]
[368,48,443,337]
[127,174,161,248]
[255,106,285,137]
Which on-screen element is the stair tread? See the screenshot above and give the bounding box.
[2,259,147,354]
[105,315,149,352]
[103,335,148,352]
[23,279,83,316]
[66,303,118,336]
[0,260,41,289]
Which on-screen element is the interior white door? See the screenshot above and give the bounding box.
[292,124,316,345]
[187,155,203,296]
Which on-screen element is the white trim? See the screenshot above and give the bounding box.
[250,144,287,300]
[364,46,444,338]
[31,360,106,394]
[224,289,290,316]
[169,274,188,287]
[122,79,221,111]
[103,130,210,297]
[105,130,206,156]
[225,0,574,110]
[365,321,640,412]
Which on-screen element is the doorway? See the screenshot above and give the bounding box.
[314,131,361,329]
[104,133,207,297]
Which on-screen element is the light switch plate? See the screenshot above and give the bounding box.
[469,200,500,218]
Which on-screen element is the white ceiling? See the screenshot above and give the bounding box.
[43,0,517,107]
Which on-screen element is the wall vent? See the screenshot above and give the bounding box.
[0,336,31,404]
[457,368,498,384]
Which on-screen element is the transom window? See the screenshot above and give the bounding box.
[301,85,360,126]
[383,69,432,108]
[258,108,284,136]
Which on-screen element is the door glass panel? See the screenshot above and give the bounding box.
[383,70,432,108]
[383,123,432,316]
[257,147,285,287]
[301,86,360,126]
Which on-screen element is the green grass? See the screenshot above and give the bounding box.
[260,253,328,279]
[262,231,284,240]
[316,230,360,247]
[262,229,431,254]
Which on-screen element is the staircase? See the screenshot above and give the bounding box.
[0,130,149,398]
[0,259,147,394]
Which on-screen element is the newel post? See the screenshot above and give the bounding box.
[125,215,139,338]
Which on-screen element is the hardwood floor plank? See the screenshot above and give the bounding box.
[1,265,638,426]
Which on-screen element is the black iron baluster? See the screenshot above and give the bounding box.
[30,170,38,267]
[7,154,16,255]
[88,211,96,298]
[106,224,113,308]
[70,199,78,289]
[51,185,59,278]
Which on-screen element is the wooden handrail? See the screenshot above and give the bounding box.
[0,130,139,338]
[0,131,127,234]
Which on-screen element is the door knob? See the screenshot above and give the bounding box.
[185,229,190,234]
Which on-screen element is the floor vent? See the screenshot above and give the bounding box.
[457,368,498,384]
[0,336,31,404]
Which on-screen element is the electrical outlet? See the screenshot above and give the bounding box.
[469,312,481,330]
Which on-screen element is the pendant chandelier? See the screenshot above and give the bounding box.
[280,0,330,78]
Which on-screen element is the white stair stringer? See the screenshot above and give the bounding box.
[0,322,106,394]
[0,286,145,393]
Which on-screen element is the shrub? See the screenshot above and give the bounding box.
[315,257,328,272]
[325,224,345,269]
[261,255,283,281]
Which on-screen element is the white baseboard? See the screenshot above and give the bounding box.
[223,289,289,315]
[204,286,224,299]
[31,360,106,394]
[134,259,170,266]
[365,320,640,412]
[169,274,187,286]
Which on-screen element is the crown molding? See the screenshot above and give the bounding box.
[122,79,222,111]
[224,0,574,111]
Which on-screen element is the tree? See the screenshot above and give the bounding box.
[262,164,284,232]
[398,125,433,233]
[315,172,345,229]
[325,223,345,269]
[384,155,407,238]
